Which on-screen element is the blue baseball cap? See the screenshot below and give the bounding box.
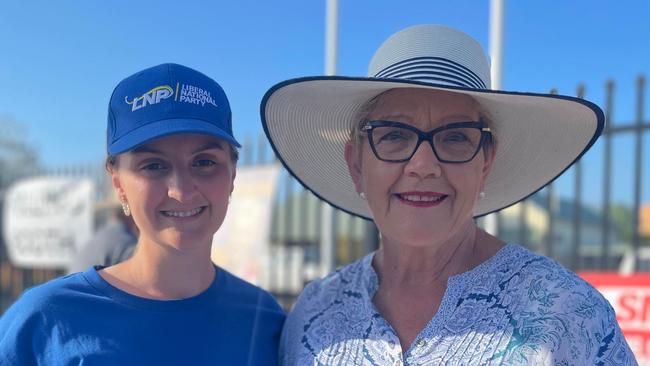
[107,63,240,155]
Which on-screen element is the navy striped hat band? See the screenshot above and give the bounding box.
[374,56,487,90]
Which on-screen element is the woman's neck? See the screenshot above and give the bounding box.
[99,238,216,300]
[373,223,502,288]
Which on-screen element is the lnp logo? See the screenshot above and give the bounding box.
[125,85,174,111]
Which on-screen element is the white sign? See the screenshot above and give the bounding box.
[3,177,94,268]
[211,164,280,287]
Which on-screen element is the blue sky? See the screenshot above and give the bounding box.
[1,0,648,205]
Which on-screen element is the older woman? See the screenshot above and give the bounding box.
[0,63,285,365]
[261,25,636,365]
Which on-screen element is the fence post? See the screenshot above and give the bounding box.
[571,84,585,270]
[544,88,559,258]
[518,201,527,248]
[632,75,645,271]
[243,136,253,166]
[257,133,267,164]
[602,80,614,269]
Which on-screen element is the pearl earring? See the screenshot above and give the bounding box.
[359,192,366,200]
[479,191,486,199]
[121,199,131,216]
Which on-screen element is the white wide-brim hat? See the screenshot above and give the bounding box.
[261,24,604,219]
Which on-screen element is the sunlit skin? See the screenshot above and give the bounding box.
[100,133,236,300]
[345,88,505,351]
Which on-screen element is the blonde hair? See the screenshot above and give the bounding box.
[349,93,382,148]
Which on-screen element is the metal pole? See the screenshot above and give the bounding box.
[489,0,504,91]
[325,0,338,76]
[484,0,504,235]
[320,0,338,276]
[632,76,645,271]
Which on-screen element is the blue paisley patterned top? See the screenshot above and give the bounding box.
[281,244,637,365]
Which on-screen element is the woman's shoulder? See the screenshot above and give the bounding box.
[0,271,92,341]
[5,271,91,312]
[453,244,635,364]
[280,254,375,364]
[481,244,617,329]
[295,253,373,305]
[497,244,605,298]
[216,267,285,315]
[283,253,373,328]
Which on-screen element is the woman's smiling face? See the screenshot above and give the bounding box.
[345,88,495,247]
[110,133,236,252]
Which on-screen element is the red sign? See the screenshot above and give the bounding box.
[580,272,650,364]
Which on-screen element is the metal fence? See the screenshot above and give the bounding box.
[486,76,649,272]
[1,76,648,312]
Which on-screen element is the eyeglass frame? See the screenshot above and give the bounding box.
[361,120,493,163]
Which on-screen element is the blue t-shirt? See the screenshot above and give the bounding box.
[0,266,285,365]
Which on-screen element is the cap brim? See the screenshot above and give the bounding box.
[108,118,241,155]
[261,76,604,219]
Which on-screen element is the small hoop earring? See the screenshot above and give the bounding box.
[479,191,486,199]
[359,192,366,200]
[121,200,131,216]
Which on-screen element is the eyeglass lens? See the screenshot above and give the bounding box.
[371,125,483,162]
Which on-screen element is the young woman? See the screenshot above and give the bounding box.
[0,63,285,365]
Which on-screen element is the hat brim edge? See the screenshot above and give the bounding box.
[108,118,242,156]
[260,76,605,220]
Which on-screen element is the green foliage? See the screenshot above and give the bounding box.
[609,204,634,243]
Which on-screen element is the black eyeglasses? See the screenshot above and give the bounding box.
[361,120,492,163]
